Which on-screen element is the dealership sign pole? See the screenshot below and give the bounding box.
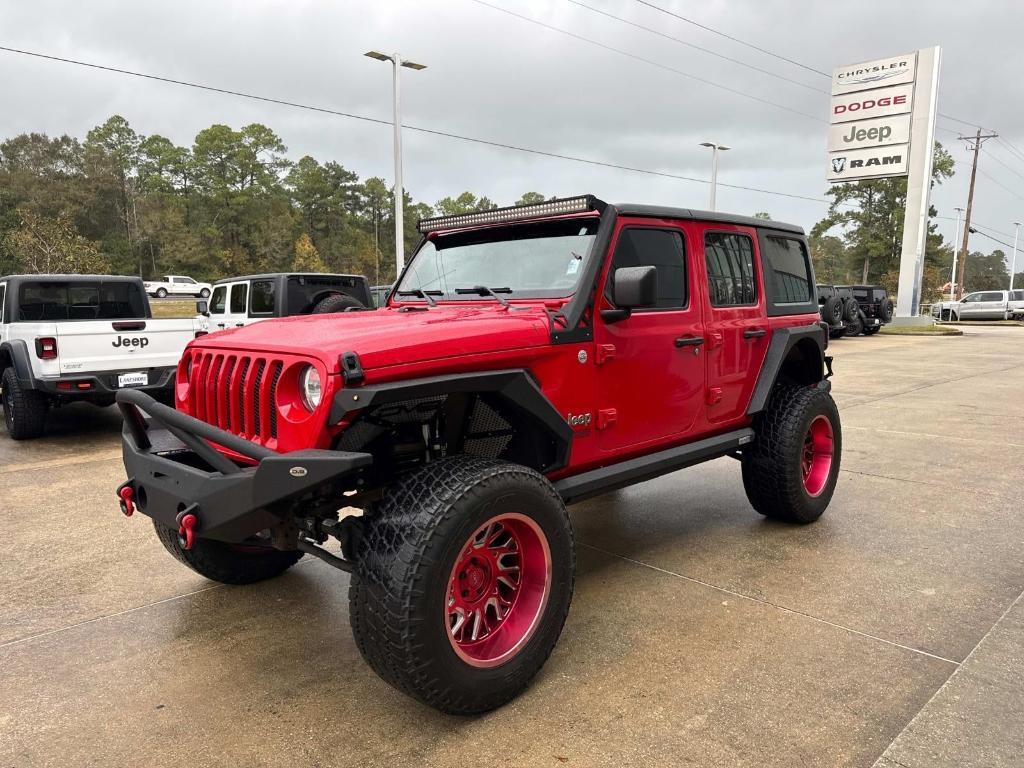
[827,47,942,321]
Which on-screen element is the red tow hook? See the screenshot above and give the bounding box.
[117,484,136,517]
[176,507,199,551]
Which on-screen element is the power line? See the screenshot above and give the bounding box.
[465,0,825,122]
[981,146,1024,185]
[997,137,1024,165]
[566,0,825,93]
[977,168,1024,202]
[0,44,836,206]
[632,0,829,77]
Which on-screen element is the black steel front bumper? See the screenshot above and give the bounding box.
[116,389,372,544]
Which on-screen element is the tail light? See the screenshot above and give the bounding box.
[35,337,58,360]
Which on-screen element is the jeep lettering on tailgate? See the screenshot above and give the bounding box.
[112,336,149,349]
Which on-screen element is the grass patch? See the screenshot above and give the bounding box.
[149,299,197,319]
[939,319,1024,327]
[880,324,963,336]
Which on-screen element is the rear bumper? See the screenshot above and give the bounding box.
[32,366,175,397]
[117,390,371,543]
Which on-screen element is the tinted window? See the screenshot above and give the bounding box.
[0,285,6,323]
[705,232,756,307]
[181,277,196,284]
[608,228,686,309]
[285,276,366,314]
[980,292,1004,302]
[230,283,248,313]
[210,286,227,314]
[763,236,812,305]
[1011,290,1024,301]
[250,280,275,315]
[17,281,145,321]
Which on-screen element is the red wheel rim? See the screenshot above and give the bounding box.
[801,414,834,497]
[446,514,551,669]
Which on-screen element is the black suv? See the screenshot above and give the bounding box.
[817,284,893,337]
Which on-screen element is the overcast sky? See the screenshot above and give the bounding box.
[2,0,1023,259]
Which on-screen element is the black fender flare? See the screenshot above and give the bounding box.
[0,340,37,389]
[329,368,573,472]
[747,324,827,416]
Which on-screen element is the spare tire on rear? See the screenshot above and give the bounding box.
[313,293,364,314]
[843,298,859,322]
[822,296,843,325]
[878,297,894,322]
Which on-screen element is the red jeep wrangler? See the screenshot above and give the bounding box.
[115,195,840,714]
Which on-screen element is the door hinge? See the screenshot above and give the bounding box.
[597,408,617,430]
[595,343,616,365]
[706,387,723,406]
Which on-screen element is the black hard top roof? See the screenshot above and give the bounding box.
[614,203,804,235]
[213,272,366,285]
[0,274,142,284]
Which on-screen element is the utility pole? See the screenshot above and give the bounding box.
[950,206,963,302]
[956,128,999,298]
[1011,221,1020,292]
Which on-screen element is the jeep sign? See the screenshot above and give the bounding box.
[827,145,909,182]
[827,115,911,151]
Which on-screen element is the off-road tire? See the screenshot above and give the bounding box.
[349,455,575,715]
[843,298,859,322]
[1,368,48,440]
[742,384,841,524]
[156,288,168,299]
[828,327,846,340]
[822,296,843,325]
[878,297,894,322]
[845,315,863,336]
[313,293,363,314]
[153,521,303,584]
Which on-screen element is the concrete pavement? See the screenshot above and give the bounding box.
[1,325,1021,767]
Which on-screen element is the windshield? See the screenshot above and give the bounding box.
[396,217,600,301]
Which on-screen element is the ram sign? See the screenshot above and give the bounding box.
[827,52,918,182]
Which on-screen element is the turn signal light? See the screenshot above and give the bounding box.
[35,337,58,360]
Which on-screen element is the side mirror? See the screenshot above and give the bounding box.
[196,300,209,316]
[602,265,657,322]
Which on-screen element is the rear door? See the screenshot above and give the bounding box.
[594,218,706,452]
[698,225,770,424]
[980,291,1006,318]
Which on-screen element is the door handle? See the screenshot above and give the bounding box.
[674,336,705,348]
[216,323,225,329]
[743,328,767,339]
[235,323,245,327]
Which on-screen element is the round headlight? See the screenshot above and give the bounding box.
[299,365,322,411]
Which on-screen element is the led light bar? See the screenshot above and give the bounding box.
[417,195,605,233]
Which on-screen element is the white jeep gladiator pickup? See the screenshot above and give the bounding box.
[0,275,208,439]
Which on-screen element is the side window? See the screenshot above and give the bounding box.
[763,235,813,305]
[981,292,1003,302]
[963,293,980,303]
[704,232,757,307]
[230,283,249,314]
[608,228,687,309]
[210,286,227,314]
[250,280,275,315]
[181,277,196,285]
[0,284,6,323]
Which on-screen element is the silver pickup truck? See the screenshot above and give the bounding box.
[932,289,1024,321]
[0,274,208,439]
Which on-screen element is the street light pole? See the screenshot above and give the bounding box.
[699,141,730,211]
[365,51,426,279]
[950,207,963,302]
[1011,221,1021,292]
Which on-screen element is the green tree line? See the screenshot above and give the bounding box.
[0,115,545,284]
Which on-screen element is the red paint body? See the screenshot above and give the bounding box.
[176,212,818,477]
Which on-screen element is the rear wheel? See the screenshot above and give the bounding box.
[153,521,303,584]
[845,315,863,336]
[1,368,48,440]
[349,456,574,714]
[742,384,841,524]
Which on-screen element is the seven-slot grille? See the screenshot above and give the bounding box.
[184,350,285,444]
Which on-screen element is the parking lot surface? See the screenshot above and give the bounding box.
[2,326,1022,767]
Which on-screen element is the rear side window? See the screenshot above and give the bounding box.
[230,283,249,313]
[980,292,1004,302]
[250,280,275,315]
[17,281,145,321]
[0,284,6,323]
[210,286,227,315]
[608,228,687,309]
[286,276,365,314]
[704,232,756,307]
[1011,290,1024,301]
[762,235,813,309]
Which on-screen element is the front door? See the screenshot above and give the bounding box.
[222,281,250,328]
[958,292,982,318]
[699,225,771,424]
[594,220,706,453]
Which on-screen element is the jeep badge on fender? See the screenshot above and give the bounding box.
[112,336,149,349]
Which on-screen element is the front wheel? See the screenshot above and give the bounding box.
[199,288,211,298]
[349,456,574,714]
[155,288,168,299]
[153,521,303,584]
[742,384,841,523]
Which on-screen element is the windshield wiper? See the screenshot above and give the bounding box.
[455,285,512,307]
[396,288,442,306]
